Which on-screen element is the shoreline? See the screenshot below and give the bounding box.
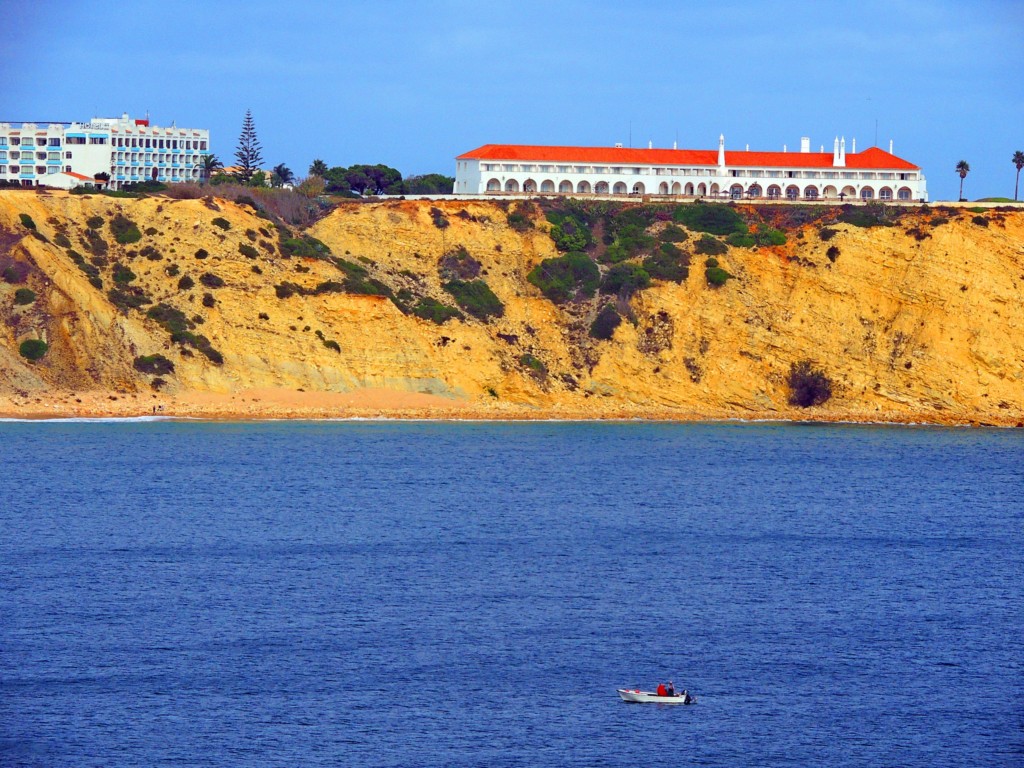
[0,388,1019,428]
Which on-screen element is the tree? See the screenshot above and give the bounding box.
[199,153,223,181]
[271,163,294,188]
[234,109,264,184]
[1013,151,1024,201]
[308,159,328,177]
[955,160,970,201]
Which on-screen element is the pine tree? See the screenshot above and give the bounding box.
[234,109,264,184]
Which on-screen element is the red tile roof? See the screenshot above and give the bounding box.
[62,171,93,181]
[457,143,919,170]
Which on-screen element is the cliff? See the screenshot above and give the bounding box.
[0,189,1021,425]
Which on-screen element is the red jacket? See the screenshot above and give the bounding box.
[656,683,667,696]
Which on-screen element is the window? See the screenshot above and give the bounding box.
[0,152,5,161]
[37,138,47,146]
[89,137,107,144]
[65,165,71,172]
[48,138,60,146]
[47,167,57,174]
[199,141,207,150]
[67,137,86,145]
[10,151,18,160]
[65,151,72,159]
[47,152,59,161]
[0,138,6,146]
[10,137,20,145]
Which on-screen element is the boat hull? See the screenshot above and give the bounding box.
[617,688,693,705]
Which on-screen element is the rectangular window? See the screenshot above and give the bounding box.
[47,166,58,174]
[200,141,207,150]
[10,137,20,145]
[65,151,72,159]
[0,138,7,146]
[67,137,86,145]
[47,152,59,161]
[88,137,107,145]
[0,152,5,161]
[48,138,60,146]
[10,152,18,160]
[65,165,71,172]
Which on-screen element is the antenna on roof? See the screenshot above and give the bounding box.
[874,119,878,148]
[629,121,632,148]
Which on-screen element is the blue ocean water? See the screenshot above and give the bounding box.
[0,420,1021,767]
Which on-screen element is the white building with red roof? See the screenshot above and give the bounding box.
[454,135,927,202]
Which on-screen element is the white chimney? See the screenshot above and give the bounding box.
[852,138,857,153]
[648,140,653,149]
[800,136,810,153]
[820,145,824,153]
[889,139,893,154]
[783,144,787,153]
[673,140,677,150]
[745,144,750,151]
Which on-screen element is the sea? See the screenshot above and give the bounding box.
[0,420,1021,767]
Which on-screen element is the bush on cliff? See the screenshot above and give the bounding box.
[672,203,747,236]
[600,263,651,298]
[133,354,175,375]
[109,214,142,244]
[411,297,463,324]
[13,287,36,305]
[787,361,833,407]
[589,304,622,340]
[443,279,504,320]
[527,252,600,303]
[19,338,48,361]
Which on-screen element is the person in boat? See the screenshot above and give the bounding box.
[682,689,691,704]
[667,681,676,697]
[656,682,668,697]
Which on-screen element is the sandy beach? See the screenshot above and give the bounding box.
[0,387,1018,427]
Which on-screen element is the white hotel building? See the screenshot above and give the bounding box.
[0,113,209,190]
[455,136,927,202]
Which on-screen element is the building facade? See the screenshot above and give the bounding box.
[455,136,927,202]
[0,113,209,190]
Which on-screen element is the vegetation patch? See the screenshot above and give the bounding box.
[146,302,223,364]
[239,243,259,259]
[442,279,504,320]
[694,234,728,256]
[787,361,833,407]
[589,304,622,340]
[13,287,36,305]
[53,233,71,248]
[202,292,216,308]
[200,272,225,288]
[600,263,651,298]
[194,248,209,259]
[18,338,48,361]
[506,201,536,232]
[672,203,746,236]
[83,228,109,256]
[519,353,547,380]
[86,215,104,230]
[18,213,36,230]
[280,234,330,258]
[1,259,29,284]
[109,214,142,244]
[826,246,840,263]
[527,252,600,303]
[971,215,988,227]
[112,263,137,284]
[107,286,152,311]
[546,209,593,251]
[643,242,690,283]
[411,297,463,324]
[211,217,231,230]
[133,354,175,375]
[430,206,449,229]
[704,257,733,287]
[438,246,482,281]
[177,275,195,291]
[837,203,896,228]
[140,245,163,261]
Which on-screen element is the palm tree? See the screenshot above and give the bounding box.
[955,160,970,201]
[271,163,295,188]
[199,153,223,182]
[1013,151,1024,201]
[308,159,328,177]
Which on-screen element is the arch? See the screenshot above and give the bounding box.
[897,186,913,200]
[785,185,800,199]
[558,180,572,194]
[522,178,537,193]
[841,185,856,199]
[860,186,874,200]
[767,184,781,199]
[747,184,762,198]
[591,181,606,194]
[803,185,819,199]
[878,187,893,200]
[612,181,627,195]
[697,182,707,195]
[658,181,669,195]
[576,180,591,193]
[685,182,695,195]
[632,182,645,195]
[671,181,682,195]
[823,185,838,198]
[504,179,520,193]
[540,179,555,193]
[710,183,720,196]
[730,183,743,199]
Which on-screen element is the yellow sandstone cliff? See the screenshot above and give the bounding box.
[0,189,1021,425]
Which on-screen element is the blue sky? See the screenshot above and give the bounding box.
[4,0,1023,200]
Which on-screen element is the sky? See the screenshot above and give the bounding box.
[3,0,1023,201]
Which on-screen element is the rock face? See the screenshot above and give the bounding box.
[0,190,1021,424]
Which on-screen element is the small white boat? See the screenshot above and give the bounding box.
[617,688,695,705]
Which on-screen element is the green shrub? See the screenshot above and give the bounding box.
[107,287,151,310]
[971,215,988,227]
[527,252,600,302]
[211,217,231,230]
[140,245,163,261]
[86,215,104,229]
[1,260,29,283]
[178,274,195,291]
[430,206,449,229]
[133,354,175,375]
[694,234,728,256]
[818,227,838,241]
[194,248,208,259]
[239,243,259,259]
[200,272,224,288]
[547,212,592,251]
[826,245,840,263]
[109,214,142,244]
[726,232,756,248]
[323,339,341,353]
[506,202,535,232]
[519,353,547,378]
[672,203,746,235]
[589,304,622,340]
[202,292,216,308]
[53,233,71,248]
[600,263,651,297]
[643,242,690,282]
[660,224,688,243]
[411,297,463,324]
[443,279,504,320]
[145,227,158,236]
[18,213,36,230]
[838,203,894,228]
[18,338,48,361]
[754,227,787,246]
[13,287,36,305]
[280,234,330,258]
[787,361,833,406]
[705,265,733,287]
[112,263,136,284]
